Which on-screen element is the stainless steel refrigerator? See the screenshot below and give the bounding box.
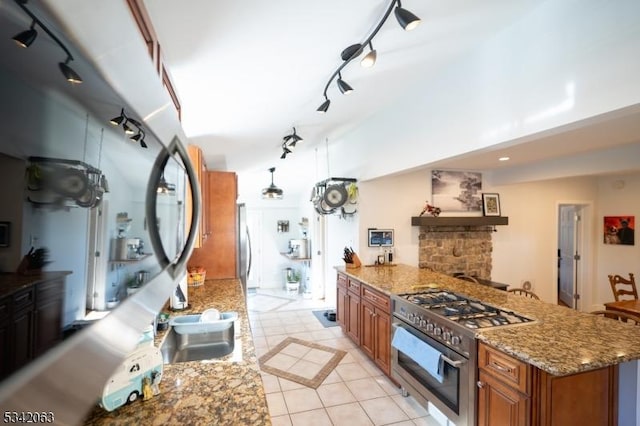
[236,203,252,296]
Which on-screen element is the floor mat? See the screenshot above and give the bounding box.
[258,337,346,388]
[312,309,339,328]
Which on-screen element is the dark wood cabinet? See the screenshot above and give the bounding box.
[0,273,67,381]
[336,272,392,377]
[478,341,618,426]
[33,279,64,356]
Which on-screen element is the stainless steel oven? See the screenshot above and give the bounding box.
[391,318,476,426]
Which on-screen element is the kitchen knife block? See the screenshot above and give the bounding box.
[345,253,362,269]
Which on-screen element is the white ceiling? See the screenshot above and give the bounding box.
[142,1,547,170]
[3,0,639,201]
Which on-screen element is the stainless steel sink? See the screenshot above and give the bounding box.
[160,323,235,363]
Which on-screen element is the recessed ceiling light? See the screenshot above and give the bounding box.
[499,156,510,162]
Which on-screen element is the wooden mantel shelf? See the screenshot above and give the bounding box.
[411,216,509,226]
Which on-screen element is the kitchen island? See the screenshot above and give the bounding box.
[83,279,270,425]
[337,264,640,425]
[337,264,640,375]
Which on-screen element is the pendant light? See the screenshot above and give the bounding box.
[262,167,283,199]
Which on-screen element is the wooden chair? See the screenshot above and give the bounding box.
[507,288,540,300]
[456,275,479,284]
[608,273,637,301]
[590,310,640,325]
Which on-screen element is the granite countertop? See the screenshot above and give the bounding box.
[337,264,640,376]
[0,271,72,299]
[83,279,270,426]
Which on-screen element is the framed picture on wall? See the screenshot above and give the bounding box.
[368,229,394,247]
[431,170,482,212]
[482,193,501,217]
[0,222,9,247]
[603,216,635,245]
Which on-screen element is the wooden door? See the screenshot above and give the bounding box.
[337,285,347,332]
[477,370,529,426]
[187,171,237,279]
[346,292,360,343]
[360,300,375,359]
[374,308,391,374]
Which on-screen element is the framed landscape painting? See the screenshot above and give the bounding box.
[431,170,482,212]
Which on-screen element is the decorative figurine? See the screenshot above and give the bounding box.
[142,376,154,401]
[419,201,441,217]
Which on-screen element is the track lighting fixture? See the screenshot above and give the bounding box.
[262,167,283,199]
[317,96,331,114]
[109,108,148,148]
[283,127,303,147]
[394,1,422,31]
[337,72,354,95]
[12,21,37,48]
[12,0,83,84]
[361,42,377,68]
[316,0,420,112]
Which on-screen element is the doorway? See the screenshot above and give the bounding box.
[557,203,591,310]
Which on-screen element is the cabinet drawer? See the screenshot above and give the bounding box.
[36,279,64,303]
[13,288,35,311]
[347,278,361,294]
[337,273,348,288]
[361,285,390,312]
[478,342,530,395]
[0,296,9,321]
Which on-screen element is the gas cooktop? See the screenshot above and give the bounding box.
[398,289,534,330]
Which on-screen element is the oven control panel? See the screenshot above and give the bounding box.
[394,302,472,357]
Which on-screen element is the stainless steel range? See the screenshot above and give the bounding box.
[391,289,535,426]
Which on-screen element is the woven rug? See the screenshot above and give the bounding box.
[258,337,346,388]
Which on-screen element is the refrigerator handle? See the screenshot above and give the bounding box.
[146,135,201,280]
[246,225,252,277]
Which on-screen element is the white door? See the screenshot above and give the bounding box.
[558,205,581,309]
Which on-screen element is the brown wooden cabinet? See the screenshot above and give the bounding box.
[0,274,66,381]
[33,278,64,357]
[187,170,238,279]
[186,145,207,249]
[477,341,618,426]
[336,272,392,377]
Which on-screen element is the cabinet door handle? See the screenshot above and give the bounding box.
[477,381,484,389]
[490,361,513,373]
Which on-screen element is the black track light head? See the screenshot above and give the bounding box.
[59,57,83,84]
[109,109,125,126]
[130,132,142,142]
[341,43,363,61]
[317,97,331,113]
[337,72,354,95]
[394,2,421,31]
[361,41,377,68]
[122,121,135,135]
[13,21,37,48]
[140,139,148,148]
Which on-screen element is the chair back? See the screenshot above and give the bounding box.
[590,310,640,325]
[507,288,540,300]
[608,273,638,301]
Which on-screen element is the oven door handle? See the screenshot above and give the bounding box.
[441,355,465,368]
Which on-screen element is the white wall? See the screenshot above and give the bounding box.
[345,168,640,312]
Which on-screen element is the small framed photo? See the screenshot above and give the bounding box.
[368,229,394,247]
[482,193,501,217]
[0,222,9,247]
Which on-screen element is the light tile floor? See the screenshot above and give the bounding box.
[247,289,444,426]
